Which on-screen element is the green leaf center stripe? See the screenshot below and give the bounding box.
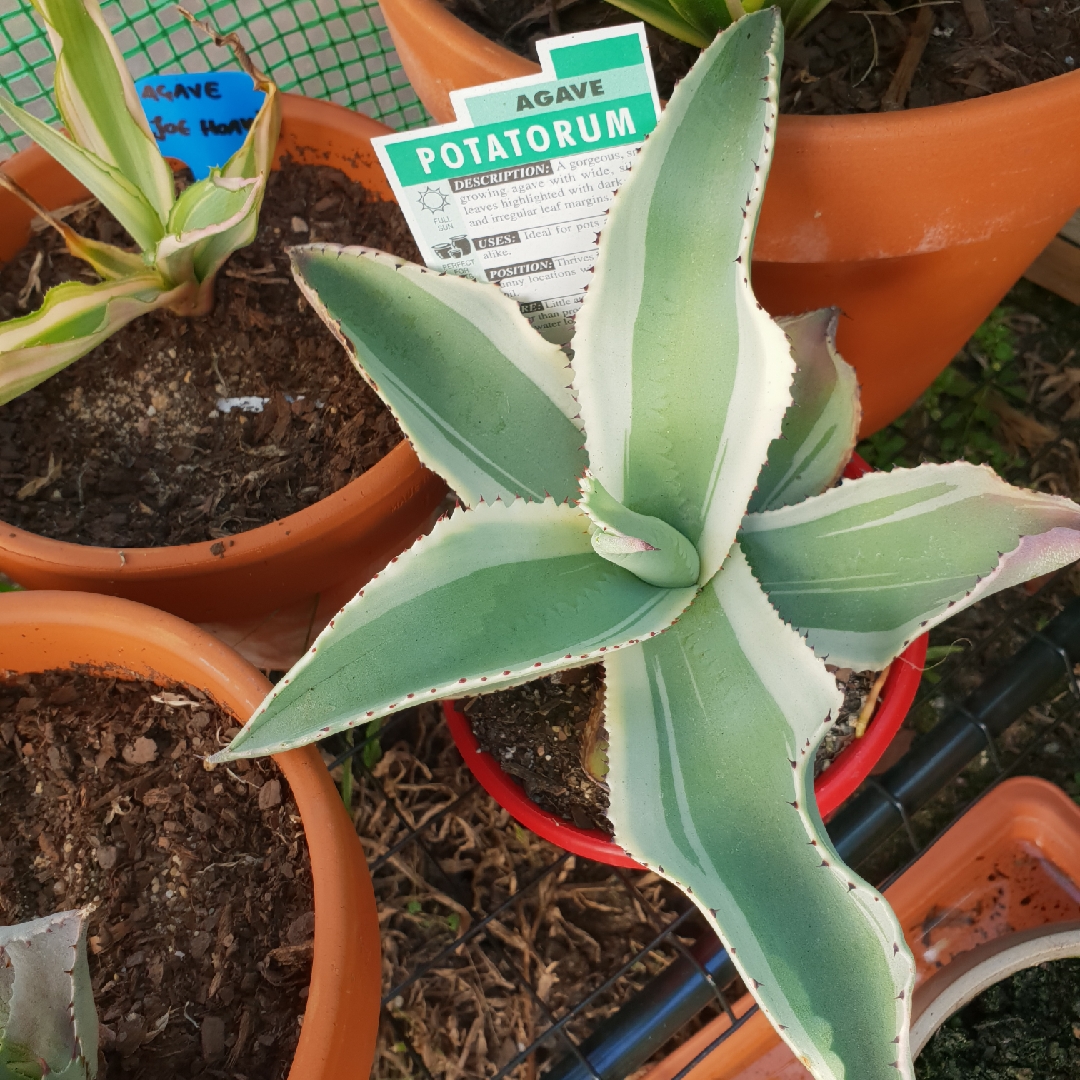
[374,365,550,501]
[606,548,915,1080]
[741,462,1080,669]
[747,310,858,515]
[764,426,838,507]
[761,572,987,594]
[332,500,595,625]
[290,247,587,506]
[404,263,583,430]
[572,12,794,585]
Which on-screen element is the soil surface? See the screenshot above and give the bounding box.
[436,0,1080,111]
[0,161,420,548]
[0,670,314,1079]
[916,958,1080,1078]
[463,663,879,833]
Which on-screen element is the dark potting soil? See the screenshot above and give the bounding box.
[915,958,1080,1079]
[0,670,314,1079]
[436,0,1080,112]
[0,161,420,548]
[464,663,880,834]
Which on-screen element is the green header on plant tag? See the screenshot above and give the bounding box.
[382,94,655,187]
[550,34,644,77]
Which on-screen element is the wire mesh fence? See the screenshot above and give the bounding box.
[0,0,430,160]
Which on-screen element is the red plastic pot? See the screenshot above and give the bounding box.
[444,454,929,867]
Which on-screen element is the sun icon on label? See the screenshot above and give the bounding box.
[417,186,450,214]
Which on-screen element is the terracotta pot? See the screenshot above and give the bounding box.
[640,775,1080,1079]
[0,94,447,670]
[443,456,928,867]
[0,589,380,1080]
[376,0,1080,435]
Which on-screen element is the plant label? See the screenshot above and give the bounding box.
[373,25,661,344]
[135,71,266,181]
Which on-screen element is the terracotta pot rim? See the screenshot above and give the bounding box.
[0,438,419,566]
[442,454,928,867]
[0,590,380,1079]
[386,0,1080,125]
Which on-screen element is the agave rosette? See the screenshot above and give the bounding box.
[215,12,1080,1078]
[0,0,280,406]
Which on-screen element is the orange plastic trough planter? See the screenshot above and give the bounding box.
[376,0,1080,436]
[0,589,380,1080]
[638,776,1080,1080]
[0,94,447,670]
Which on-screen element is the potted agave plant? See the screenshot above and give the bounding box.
[212,14,1080,1079]
[0,909,98,1078]
[0,589,381,1079]
[0,0,444,668]
[375,0,1080,435]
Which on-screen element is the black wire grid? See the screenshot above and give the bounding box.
[316,565,1080,1080]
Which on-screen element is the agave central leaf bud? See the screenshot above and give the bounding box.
[580,474,700,588]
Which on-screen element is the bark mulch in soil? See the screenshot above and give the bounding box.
[0,670,314,1079]
[0,160,420,549]
[915,957,1080,1079]
[436,0,1080,112]
[353,705,730,1079]
[462,662,882,833]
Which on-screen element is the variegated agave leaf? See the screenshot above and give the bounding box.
[290,247,587,507]
[0,908,98,1080]
[748,308,859,513]
[28,0,174,225]
[221,498,696,758]
[156,176,266,313]
[740,461,1080,669]
[0,275,188,406]
[571,8,793,587]
[0,91,165,253]
[606,545,915,1080]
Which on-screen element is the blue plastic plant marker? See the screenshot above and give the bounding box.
[135,71,266,180]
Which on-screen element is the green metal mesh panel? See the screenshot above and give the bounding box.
[0,0,431,160]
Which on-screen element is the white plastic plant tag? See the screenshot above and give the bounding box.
[373,25,661,344]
